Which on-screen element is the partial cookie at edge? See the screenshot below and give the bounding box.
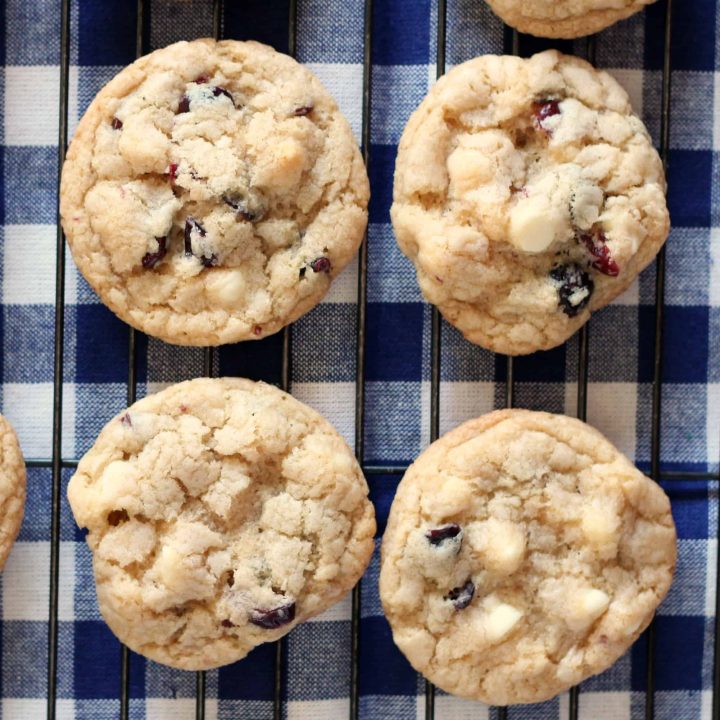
[484,0,657,38]
[0,414,26,570]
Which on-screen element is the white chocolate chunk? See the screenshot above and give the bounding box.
[206,270,246,310]
[582,507,619,547]
[509,163,604,253]
[509,194,559,252]
[566,587,610,631]
[485,603,523,643]
[482,518,526,575]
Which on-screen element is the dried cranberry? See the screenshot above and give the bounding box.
[142,237,167,269]
[120,412,132,427]
[444,579,475,610]
[111,117,123,130]
[177,95,190,114]
[426,524,461,546]
[253,325,263,336]
[532,99,561,133]
[221,619,235,628]
[184,216,216,266]
[293,105,313,116]
[580,230,620,277]
[212,86,235,106]
[310,257,332,274]
[549,263,594,317]
[249,601,296,629]
[194,74,210,84]
[168,163,179,182]
[222,194,257,222]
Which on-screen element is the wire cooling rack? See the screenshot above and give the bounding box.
[34,0,714,718]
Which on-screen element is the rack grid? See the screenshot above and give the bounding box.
[39,0,705,718]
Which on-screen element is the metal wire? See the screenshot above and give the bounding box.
[117,4,148,716]
[194,5,224,717]
[424,3,447,719]
[646,3,673,718]
[47,2,71,718]
[495,30,520,720]
[271,6,298,718]
[349,0,373,717]
[566,35,597,720]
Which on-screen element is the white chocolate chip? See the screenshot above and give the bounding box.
[473,518,526,575]
[509,194,559,252]
[566,587,610,631]
[582,506,619,548]
[484,602,523,643]
[206,270,246,310]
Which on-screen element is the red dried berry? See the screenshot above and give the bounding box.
[249,602,296,629]
[111,117,123,130]
[120,412,132,427]
[310,257,332,274]
[194,75,210,84]
[580,230,620,277]
[222,194,257,222]
[177,95,190,113]
[142,237,167,269]
[212,86,235,106]
[549,263,594,317]
[426,524,461,546]
[532,99,561,133]
[168,163,179,182]
[293,105,313,116]
[445,579,475,610]
[253,325,263,336]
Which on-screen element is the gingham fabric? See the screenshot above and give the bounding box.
[0,0,716,718]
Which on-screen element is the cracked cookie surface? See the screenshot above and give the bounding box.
[484,0,657,38]
[379,409,676,705]
[0,414,25,570]
[68,377,376,670]
[60,39,369,346]
[391,50,668,355]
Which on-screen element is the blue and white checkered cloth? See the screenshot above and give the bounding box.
[0,0,716,717]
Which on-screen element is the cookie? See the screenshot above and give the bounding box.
[67,378,375,670]
[484,0,657,38]
[0,414,25,570]
[379,409,676,705]
[391,50,669,355]
[60,39,369,346]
